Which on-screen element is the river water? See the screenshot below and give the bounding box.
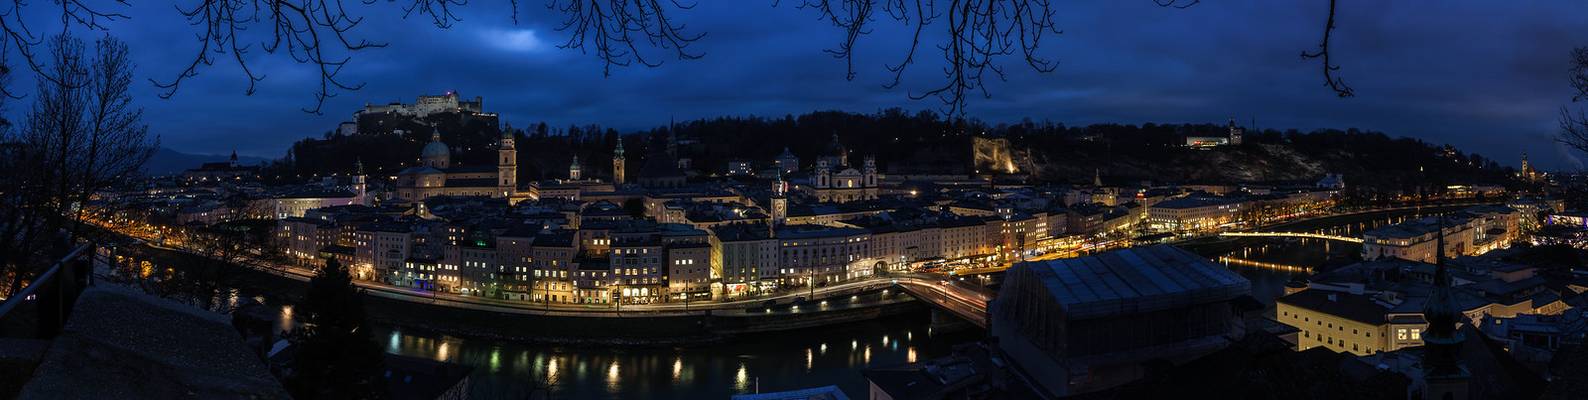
[110,208,1448,399]
[375,315,981,399]
[373,210,1437,399]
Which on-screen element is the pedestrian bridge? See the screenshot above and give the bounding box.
[891,275,994,328]
[1218,231,1363,243]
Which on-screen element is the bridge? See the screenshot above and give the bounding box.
[891,274,995,328]
[1217,231,1363,243]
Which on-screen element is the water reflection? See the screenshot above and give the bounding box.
[606,360,621,393]
[734,363,748,392]
[672,358,683,383]
[1209,211,1431,308]
[373,314,980,399]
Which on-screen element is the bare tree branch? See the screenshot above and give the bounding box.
[150,0,393,114]
[1557,47,1588,159]
[548,0,705,76]
[1300,0,1353,97]
[1151,0,1198,9]
[1558,106,1588,156]
[785,0,1061,116]
[1569,46,1588,102]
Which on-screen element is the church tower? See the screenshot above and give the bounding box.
[353,158,368,206]
[1520,152,1538,183]
[569,155,582,181]
[1422,214,1471,400]
[815,159,832,189]
[863,155,878,187]
[1227,117,1244,145]
[498,130,517,197]
[771,171,788,227]
[613,138,626,185]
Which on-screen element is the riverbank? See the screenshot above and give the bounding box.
[363,293,930,346]
[1177,203,1489,255]
[115,242,939,344]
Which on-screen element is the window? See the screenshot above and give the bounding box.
[1397,329,1408,340]
[1411,329,1421,340]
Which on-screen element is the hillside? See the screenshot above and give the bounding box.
[264,109,1516,193]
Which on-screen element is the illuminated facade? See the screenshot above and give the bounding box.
[1276,289,1426,356]
[394,129,523,204]
[811,156,879,203]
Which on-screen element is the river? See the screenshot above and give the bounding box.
[106,206,1464,399]
[376,315,980,399]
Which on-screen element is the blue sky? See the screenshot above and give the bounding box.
[8,1,1587,169]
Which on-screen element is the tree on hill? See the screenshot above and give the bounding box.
[287,258,385,399]
[269,109,1512,193]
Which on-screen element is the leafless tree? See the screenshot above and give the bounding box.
[1560,47,1588,161]
[0,33,154,296]
[0,1,1368,117]
[550,0,705,76]
[780,0,1062,116]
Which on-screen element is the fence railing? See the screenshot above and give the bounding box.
[0,243,95,339]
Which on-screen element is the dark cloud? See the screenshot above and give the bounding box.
[7,1,1585,170]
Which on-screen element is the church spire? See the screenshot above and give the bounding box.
[1422,212,1470,398]
[1093,169,1102,187]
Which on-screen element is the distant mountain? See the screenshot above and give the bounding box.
[143,147,271,176]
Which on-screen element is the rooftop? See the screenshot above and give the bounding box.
[1276,289,1392,325]
[1013,245,1250,319]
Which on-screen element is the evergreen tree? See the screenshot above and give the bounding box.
[288,258,386,399]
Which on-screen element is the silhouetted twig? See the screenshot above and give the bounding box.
[1300,0,1353,97]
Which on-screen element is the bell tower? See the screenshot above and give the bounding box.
[613,139,626,185]
[815,159,832,189]
[353,158,368,206]
[569,155,582,181]
[498,130,516,197]
[863,155,878,187]
[1422,213,1470,400]
[771,172,788,226]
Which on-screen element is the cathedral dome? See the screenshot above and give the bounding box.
[421,131,451,168]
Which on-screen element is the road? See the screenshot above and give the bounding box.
[890,275,993,327]
[99,200,1490,318]
[132,238,909,316]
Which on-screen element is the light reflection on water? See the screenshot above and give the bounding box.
[1213,213,1427,308]
[373,314,979,399]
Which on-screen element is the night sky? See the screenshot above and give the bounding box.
[11,1,1587,169]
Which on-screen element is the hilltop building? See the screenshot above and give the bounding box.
[1184,117,1246,148]
[355,91,486,119]
[1519,152,1540,183]
[181,151,259,181]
